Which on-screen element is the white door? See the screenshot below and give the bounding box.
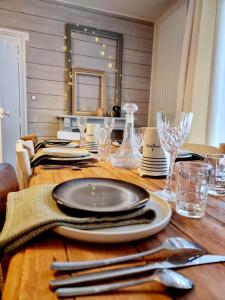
[0,37,22,168]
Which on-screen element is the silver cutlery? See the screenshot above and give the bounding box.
[55,269,194,297]
[49,255,225,288]
[51,237,205,272]
[41,164,97,170]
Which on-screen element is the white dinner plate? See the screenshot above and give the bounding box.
[52,193,172,243]
[48,154,93,161]
[177,150,192,159]
[42,148,90,158]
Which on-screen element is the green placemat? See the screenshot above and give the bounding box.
[0,184,155,253]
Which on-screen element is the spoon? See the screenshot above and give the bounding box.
[55,269,194,297]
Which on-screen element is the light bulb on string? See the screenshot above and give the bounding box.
[100,50,105,56]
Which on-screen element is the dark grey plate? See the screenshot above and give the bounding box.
[52,178,150,213]
[44,139,71,144]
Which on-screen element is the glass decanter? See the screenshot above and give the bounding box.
[110,103,141,168]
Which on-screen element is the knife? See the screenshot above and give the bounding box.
[50,255,225,288]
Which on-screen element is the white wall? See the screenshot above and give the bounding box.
[148,0,188,126]
[0,0,154,139]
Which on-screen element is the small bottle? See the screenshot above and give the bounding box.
[110,103,141,168]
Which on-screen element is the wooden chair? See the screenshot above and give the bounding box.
[219,143,225,153]
[20,133,38,146]
[16,140,33,189]
[0,163,19,281]
[182,143,222,155]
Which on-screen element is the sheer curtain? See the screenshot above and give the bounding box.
[176,0,218,144]
[206,0,225,147]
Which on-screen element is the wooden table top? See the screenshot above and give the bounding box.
[2,162,225,300]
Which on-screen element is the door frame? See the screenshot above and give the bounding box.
[0,27,29,136]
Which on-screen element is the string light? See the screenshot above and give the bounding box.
[100,50,105,56]
[108,63,113,69]
[95,37,99,42]
[102,44,106,48]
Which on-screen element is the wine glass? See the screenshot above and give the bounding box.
[104,117,115,139]
[77,116,87,147]
[134,127,145,152]
[156,111,193,201]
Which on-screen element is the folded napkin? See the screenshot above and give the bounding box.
[0,185,156,253]
[30,149,94,167]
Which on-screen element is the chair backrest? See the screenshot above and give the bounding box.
[22,140,35,159]
[16,140,32,189]
[20,134,38,146]
[182,143,222,155]
[0,163,19,230]
[57,131,80,140]
[219,143,225,153]
[0,163,19,281]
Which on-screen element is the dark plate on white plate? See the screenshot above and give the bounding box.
[52,178,150,214]
[44,139,71,144]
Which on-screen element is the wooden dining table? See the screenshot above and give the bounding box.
[2,161,225,300]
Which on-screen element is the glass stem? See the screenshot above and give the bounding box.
[164,152,176,193]
[80,132,85,147]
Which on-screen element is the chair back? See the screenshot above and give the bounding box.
[16,140,32,189]
[0,163,19,282]
[182,143,222,155]
[20,134,38,146]
[0,163,19,230]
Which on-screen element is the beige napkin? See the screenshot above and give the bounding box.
[0,185,155,253]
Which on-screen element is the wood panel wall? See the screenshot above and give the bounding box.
[0,0,153,138]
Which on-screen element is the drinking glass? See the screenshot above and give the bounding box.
[175,161,212,218]
[156,111,193,201]
[94,127,111,161]
[205,154,225,196]
[77,116,87,147]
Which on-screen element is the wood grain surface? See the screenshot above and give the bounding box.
[2,162,225,300]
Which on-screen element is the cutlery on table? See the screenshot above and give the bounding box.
[40,164,97,170]
[55,269,194,297]
[51,237,205,272]
[49,255,225,288]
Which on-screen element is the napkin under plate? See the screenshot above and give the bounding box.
[0,185,156,253]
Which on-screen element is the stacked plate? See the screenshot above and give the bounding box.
[139,155,167,177]
[84,141,98,153]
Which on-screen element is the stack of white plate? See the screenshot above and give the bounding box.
[84,141,98,153]
[139,156,167,177]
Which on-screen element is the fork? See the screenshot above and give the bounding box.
[51,237,205,272]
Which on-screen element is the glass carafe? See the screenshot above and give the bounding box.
[110,103,141,168]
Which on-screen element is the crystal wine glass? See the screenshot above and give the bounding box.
[156,111,193,201]
[104,117,115,139]
[77,116,87,147]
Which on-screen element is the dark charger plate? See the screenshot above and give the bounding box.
[52,178,150,214]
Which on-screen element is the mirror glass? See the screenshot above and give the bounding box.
[65,23,123,116]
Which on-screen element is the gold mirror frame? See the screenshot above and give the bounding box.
[72,68,106,116]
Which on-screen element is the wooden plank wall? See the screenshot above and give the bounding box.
[0,0,153,138]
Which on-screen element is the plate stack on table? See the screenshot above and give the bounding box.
[51,178,172,243]
[84,141,98,153]
[30,148,95,167]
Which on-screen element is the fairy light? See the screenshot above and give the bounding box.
[102,44,106,48]
[100,50,105,56]
[95,37,99,42]
[108,62,113,69]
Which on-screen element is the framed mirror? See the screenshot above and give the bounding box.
[65,23,123,116]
